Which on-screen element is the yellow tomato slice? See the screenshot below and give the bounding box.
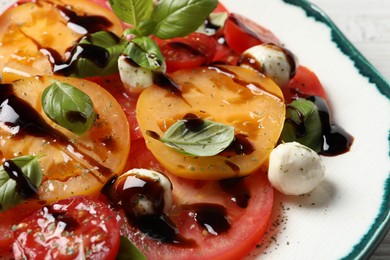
[0,0,123,83]
[0,75,130,202]
[136,65,285,180]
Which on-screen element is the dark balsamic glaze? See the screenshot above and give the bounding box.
[285,106,307,138]
[2,160,38,199]
[219,177,250,209]
[307,96,354,156]
[182,203,231,235]
[104,173,195,246]
[66,110,88,124]
[0,84,112,177]
[56,5,113,34]
[203,17,222,35]
[152,71,182,96]
[183,113,205,131]
[284,96,353,156]
[224,133,255,155]
[43,204,80,232]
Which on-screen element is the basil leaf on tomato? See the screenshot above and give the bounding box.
[279,98,322,152]
[108,0,153,26]
[152,118,235,157]
[152,0,218,39]
[124,36,165,71]
[0,155,43,211]
[41,81,96,135]
[75,31,127,77]
[116,236,147,260]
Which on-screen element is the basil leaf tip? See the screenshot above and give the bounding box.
[41,81,96,135]
[116,236,147,260]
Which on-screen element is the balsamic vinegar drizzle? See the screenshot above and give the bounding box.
[182,203,231,236]
[307,96,354,156]
[103,174,195,246]
[219,177,250,208]
[43,204,80,232]
[0,83,112,178]
[2,160,38,199]
[284,96,353,156]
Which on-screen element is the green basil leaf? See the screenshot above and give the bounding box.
[41,81,96,135]
[116,236,147,260]
[279,98,322,152]
[108,0,153,26]
[152,0,218,39]
[75,31,127,77]
[156,119,235,156]
[0,155,43,212]
[124,36,165,71]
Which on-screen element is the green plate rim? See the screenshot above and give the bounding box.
[283,0,390,259]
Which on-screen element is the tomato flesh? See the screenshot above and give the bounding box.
[224,13,280,54]
[12,196,120,260]
[118,139,273,260]
[283,66,327,103]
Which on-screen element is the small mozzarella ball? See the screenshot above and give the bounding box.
[118,55,166,94]
[117,168,173,216]
[268,142,325,195]
[239,44,296,87]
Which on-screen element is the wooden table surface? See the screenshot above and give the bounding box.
[310,0,390,259]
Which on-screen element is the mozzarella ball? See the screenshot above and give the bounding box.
[239,44,296,87]
[116,168,173,216]
[118,55,166,94]
[268,142,325,195]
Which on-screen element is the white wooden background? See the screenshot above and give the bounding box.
[310,0,390,259]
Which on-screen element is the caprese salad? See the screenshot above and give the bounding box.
[0,0,353,259]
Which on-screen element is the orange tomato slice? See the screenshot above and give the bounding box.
[136,65,285,180]
[0,75,130,202]
[0,0,123,83]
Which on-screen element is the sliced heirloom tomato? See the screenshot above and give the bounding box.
[224,13,281,54]
[0,0,123,83]
[137,65,285,180]
[0,76,130,252]
[119,139,274,260]
[12,196,120,259]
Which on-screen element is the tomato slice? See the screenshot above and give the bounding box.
[88,74,144,141]
[137,65,285,180]
[159,33,217,73]
[0,0,123,83]
[118,139,273,260]
[283,66,327,103]
[224,13,280,54]
[12,196,120,260]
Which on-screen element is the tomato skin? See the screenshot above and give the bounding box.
[12,196,120,260]
[159,33,217,73]
[224,13,280,54]
[118,140,274,260]
[283,66,327,103]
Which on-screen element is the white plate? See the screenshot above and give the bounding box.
[1,0,389,259]
[218,0,389,259]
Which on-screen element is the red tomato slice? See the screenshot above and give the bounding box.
[283,65,327,103]
[159,33,217,73]
[224,13,281,54]
[118,139,273,260]
[12,196,120,260]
